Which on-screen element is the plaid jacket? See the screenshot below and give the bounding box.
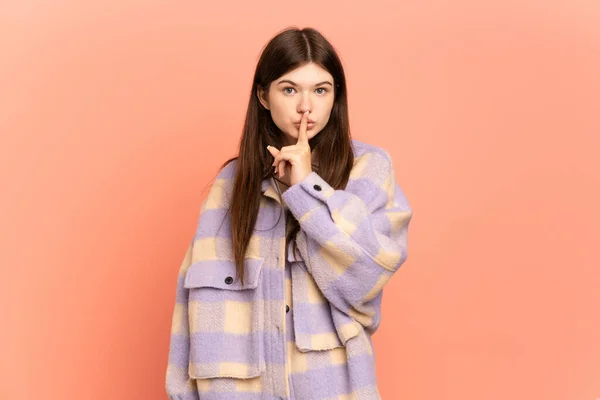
[166,139,413,399]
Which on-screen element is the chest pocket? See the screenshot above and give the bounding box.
[287,241,361,352]
[183,257,265,379]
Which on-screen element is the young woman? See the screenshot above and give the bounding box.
[166,26,413,400]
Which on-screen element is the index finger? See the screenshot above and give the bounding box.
[297,110,309,145]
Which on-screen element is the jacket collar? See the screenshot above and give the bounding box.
[259,175,305,262]
[261,176,282,205]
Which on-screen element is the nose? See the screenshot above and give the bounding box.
[297,94,312,115]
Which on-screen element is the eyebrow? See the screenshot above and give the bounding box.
[277,79,333,87]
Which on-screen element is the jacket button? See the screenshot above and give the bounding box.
[286,305,290,313]
[224,276,233,284]
[313,184,322,191]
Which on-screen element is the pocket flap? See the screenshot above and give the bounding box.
[183,258,264,290]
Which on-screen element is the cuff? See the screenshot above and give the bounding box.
[280,171,334,219]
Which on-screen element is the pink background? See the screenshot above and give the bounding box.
[1,1,599,399]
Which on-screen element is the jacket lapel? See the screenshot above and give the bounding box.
[261,176,282,205]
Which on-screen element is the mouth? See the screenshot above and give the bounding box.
[294,122,315,128]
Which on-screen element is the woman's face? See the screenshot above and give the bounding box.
[258,62,335,146]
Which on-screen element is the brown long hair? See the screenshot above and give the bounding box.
[217,26,354,286]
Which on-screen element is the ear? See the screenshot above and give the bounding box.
[256,87,270,110]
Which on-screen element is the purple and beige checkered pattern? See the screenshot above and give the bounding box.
[166,139,413,399]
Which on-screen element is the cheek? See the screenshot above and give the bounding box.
[268,103,296,133]
[269,99,290,120]
[268,105,286,124]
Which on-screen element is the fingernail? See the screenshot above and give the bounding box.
[266,145,270,150]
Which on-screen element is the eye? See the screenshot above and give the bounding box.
[316,88,327,95]
[283,87,295,94]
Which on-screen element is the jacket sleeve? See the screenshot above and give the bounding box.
[281,149,412,336]
[165,241,200,400]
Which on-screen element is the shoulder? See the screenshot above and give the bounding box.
[350,138,394,178]
[209,157,238,193]
[219,142,390,176]
[216,157,238,180]
[197,157,238,211]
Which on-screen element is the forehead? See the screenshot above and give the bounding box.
[277,63,333,85]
